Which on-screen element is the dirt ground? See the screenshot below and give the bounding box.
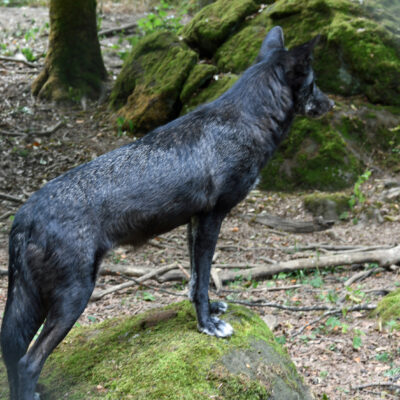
[0,5,400,400]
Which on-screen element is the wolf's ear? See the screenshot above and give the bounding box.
[255,26,284,62]
[289,35,320,66]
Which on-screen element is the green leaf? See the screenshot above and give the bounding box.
[142,292,156,301]
[353,336,362,350]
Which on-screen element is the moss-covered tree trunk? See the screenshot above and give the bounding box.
[32,0,107,102]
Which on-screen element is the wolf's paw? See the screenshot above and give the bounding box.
[210,301,228,315]
[198,316,233,338]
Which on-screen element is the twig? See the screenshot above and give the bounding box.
[0,55,41,68]
[292,303,378,337]
[0,192,25,204]
[148,239,166,249]
[352,383,400,392]
[0,121,64,138]
[212,263,262,269]
[177,263,190,280]
[228,299,376,314]
[0,211,14,220]
[98,22,137,37]
[0,129,23,137]
[116,274,187,298]
[28,121,64,137]
[211,269,222,293]
[258,284,302,292]
[284,244,392,253]
[91,263,177,301]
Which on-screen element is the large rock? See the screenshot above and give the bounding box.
[108,0,400,190]
[181,73,239,114]
[7,302,313,399]
[216,0,400,106]
[182,0,260,56]
[109,31,198,134]
[374,289,400,331]
[260,114,362,191]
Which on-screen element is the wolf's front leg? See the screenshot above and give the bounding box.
[188,213,233,338]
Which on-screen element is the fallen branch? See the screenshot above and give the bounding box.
[91,263,177,301]
[344,268,383,287]
[0,192,25,204]
[251,214,334,233]
[216,284,302,294]
[98,22,137,37]
[157,262,265,283]
[220,245,400,282]
[284,244,392,253]
[115,274,187,298]
[0,55,41,68]
[100,263,151,277]
[28,121,64,137]
[352,382,400,392]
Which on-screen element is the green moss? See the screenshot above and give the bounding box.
[180,63,218,103]
[228,0,400,105]
[109,31,198,134]
[374,289,400,330]
[260,116,363,191]
[181,73,239,114]
[303,192,351,219]
[182,0,259,56]
[0,302,312,399]
[214,24,269,73]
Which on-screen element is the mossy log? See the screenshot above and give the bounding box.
[0,302,313,399]
[31,0,107,102]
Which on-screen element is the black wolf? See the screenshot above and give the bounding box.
[1,26,333,399]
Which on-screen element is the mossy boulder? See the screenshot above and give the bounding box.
[260,115,363,191]
[182,0,260,56]
[373,289,400,331]
[181,73,239,114]
[337,104,400,171]
[215,24,268,73]
[0,302,313,399]
[180,63,218,103]
[215,0,400,106]
[303,192,351,220]
[109,31,198,134]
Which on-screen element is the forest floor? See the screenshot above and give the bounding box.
[1,4,400,400]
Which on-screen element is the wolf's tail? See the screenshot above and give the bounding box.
[1,229,44,399]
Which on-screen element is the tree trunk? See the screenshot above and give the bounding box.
[32,0,107,102]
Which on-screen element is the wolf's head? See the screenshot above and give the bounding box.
[257,26,334,117]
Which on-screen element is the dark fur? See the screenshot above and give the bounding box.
[1,27,333,400]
